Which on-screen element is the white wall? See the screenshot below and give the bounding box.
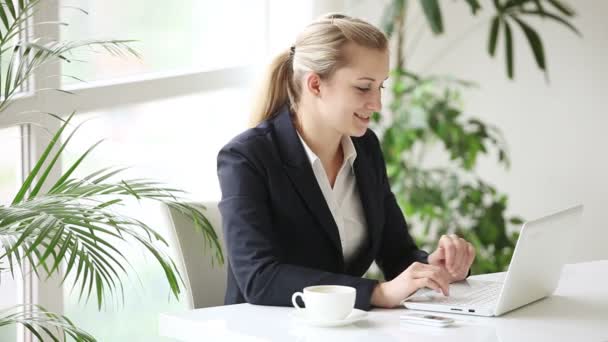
[346,0,608,262]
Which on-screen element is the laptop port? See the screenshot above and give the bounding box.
[450,308,462,312]
[468,309,475,313]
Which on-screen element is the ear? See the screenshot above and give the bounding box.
[304,72,322,97]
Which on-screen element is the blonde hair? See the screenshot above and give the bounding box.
[249,13,388,127]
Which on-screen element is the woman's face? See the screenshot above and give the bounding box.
[316,43,389,137]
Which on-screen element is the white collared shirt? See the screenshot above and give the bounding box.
[297,133,368,263]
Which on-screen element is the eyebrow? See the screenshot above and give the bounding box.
[357,76,389,81]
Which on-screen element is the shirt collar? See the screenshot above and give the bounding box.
[296,132,357,167]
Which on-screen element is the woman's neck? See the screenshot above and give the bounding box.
[294,108,343,166]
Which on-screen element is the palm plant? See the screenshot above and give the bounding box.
[0,1,223,340]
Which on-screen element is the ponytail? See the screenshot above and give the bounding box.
[249,49,297,127]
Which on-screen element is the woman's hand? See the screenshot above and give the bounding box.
[428,234,476,282]
[371,261,452,308]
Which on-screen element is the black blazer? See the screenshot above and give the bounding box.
[217,105,428,310]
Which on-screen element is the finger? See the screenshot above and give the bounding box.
[428,246,445,267]
[456,242,476,279]
[448,235,462,274]
[436,266,452,295]
[441,235,456,272]
[466,242,476,268]
[413,266,450,296]
[413,276,443,295]
[414,277,443,295]
[452,236,467,274]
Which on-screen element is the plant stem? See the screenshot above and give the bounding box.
[395,0,408,70]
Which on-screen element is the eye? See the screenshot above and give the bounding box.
[355,84,385,92]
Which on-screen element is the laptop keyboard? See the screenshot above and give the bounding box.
[429,282,502,307]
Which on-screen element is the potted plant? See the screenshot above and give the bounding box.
[373,0,579,275]
[0,1,223,340]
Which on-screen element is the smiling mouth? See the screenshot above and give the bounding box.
[354,112,370,120]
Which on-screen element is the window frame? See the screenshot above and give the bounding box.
[0,1,342,341]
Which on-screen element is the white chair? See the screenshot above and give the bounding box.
[165,201,227,309]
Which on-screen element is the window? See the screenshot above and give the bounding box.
[1,1,319,340]
[0,126,22,342]
[60,88,251,341]
[60,0,267,85]
[59,88,251,198]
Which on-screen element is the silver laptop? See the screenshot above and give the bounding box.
[402,205,583,317]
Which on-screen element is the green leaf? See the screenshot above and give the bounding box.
[11,112,76,204]
[48,231,74,275]
[372,111,382,123]
[29,118,102,200]
[533,0,545,16]
[96,272,103,309]
[0,4,9,30]
[0,1,39,45]
[503,0,534,9]
[519,10,581,36]
[5,0,17,19]
[0,38,139,112]
[1,178,225,307]
[488,16,501,56]
[464,0,482,14]
[492,0,504,10]
[546,0,575,16]
[504,20,514,79]
[510,217,524,225]
[419,0,443,34]
[4,44,18,99]
[0,304,96,342]
[511,16,546,71]
[45,137,105,197]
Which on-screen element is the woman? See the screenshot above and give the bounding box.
[217,13,475,310]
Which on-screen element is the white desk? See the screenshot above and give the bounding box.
[159,261,608,342]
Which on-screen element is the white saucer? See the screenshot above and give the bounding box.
[290,309,368,327]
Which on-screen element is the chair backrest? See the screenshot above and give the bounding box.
[165,201,227,309]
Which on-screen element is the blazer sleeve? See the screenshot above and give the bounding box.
[217,142,379,310]
[371,133,430,281]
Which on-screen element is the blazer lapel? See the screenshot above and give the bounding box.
[352,138,382,254]
[272,107,344,258]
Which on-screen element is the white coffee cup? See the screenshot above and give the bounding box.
[291,285,356,321]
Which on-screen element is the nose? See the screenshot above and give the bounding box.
[365,91,382,112]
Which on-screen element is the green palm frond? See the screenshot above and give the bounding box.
[1,195,185,308]
[0,0,139,112]
[0,113,224,310]
[379,0,579,80]
[0,38,139,112]
[0,1,41,43]
[0,304,95,341]
[48,175,223,266]
[491,0,578,79]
